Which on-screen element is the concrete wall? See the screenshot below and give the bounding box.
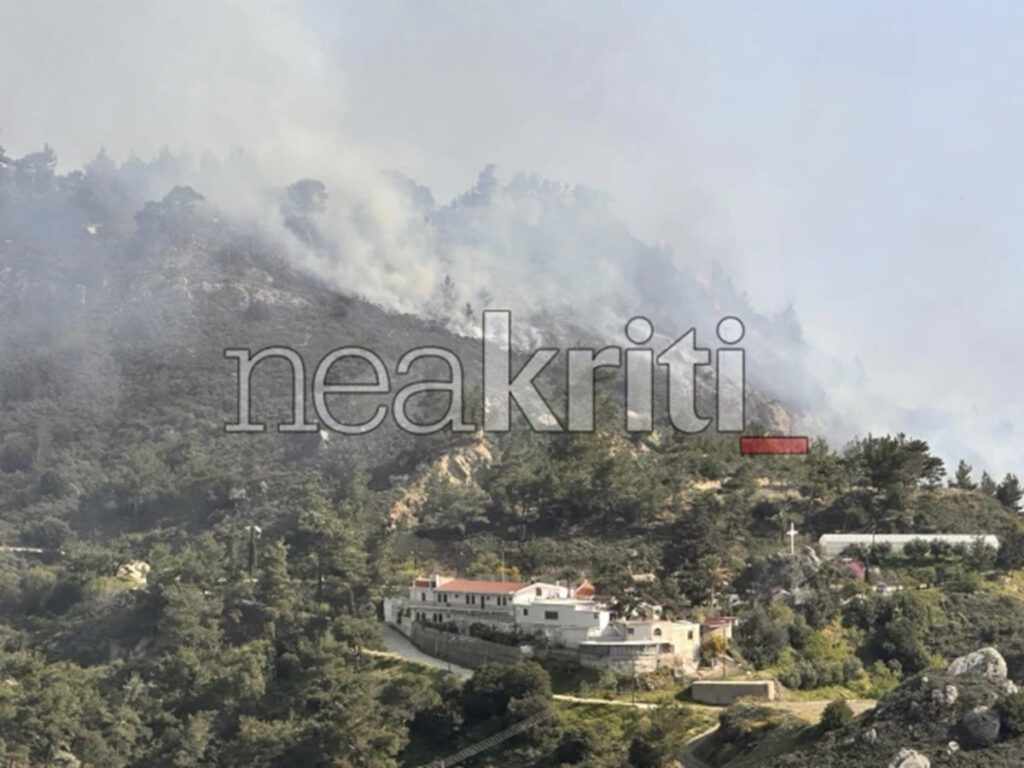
[397,620,697,676]
[690,680,776,705]
[406,622,531,669]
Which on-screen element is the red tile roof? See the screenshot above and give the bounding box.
[435,579,531,594]
[574,579,596,599]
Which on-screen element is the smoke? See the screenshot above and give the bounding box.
[0,0,862,443]
[1,0,1017,475]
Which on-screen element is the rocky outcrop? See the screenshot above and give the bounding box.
[946,647,1018,694]
[947,647,1009,683]
[888,748,930,768]
[116,560,151,588]
[387,434,493,526]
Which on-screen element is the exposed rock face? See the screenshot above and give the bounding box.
[116,560,151,588]
[761,400,792,433]
[387,433,493,526]
[888,748,930,768]
[947,647,1009,683]
[962,706,1001,748]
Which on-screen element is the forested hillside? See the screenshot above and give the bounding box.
[2,144,1024,766]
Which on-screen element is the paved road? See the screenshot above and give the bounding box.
[681,725,719,768]
[380,624,473,677]
[379,625,669,711]
[378,622,876,768]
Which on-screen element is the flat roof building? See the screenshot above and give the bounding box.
[818,533,999,557]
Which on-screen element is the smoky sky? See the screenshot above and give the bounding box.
[2,0,1022,476]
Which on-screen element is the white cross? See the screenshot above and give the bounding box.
[786,522,798,555]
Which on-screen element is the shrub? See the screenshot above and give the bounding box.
[820,698,853,731]
[998,691,1024,737]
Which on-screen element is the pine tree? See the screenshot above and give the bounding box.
[997,473,1023,512]
[980,471,998,496]
[951,459,977,490]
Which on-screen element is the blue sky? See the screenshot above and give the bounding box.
[2,0,1021,475]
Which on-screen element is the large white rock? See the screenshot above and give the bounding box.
[947,647,1009,682]
[889,748,930,768]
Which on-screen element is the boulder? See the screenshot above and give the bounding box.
[889,748,930,768]
[947,647,1008,683]
[962,705,1001,748]
[931,683,958,707]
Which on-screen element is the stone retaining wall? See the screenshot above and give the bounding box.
[407,622,531,669]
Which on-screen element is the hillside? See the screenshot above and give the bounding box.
[1,147,1024,767]
[698,647,1024,768]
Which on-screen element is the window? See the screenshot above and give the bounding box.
[523,608,529,616]
[535,587,542,596]
[687,630,694,640]
[544,610,559,620]
[627,627,635,635]
[421,592,426,602]
[653,627,662,637]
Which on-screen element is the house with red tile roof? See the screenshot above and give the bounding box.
[398,573,570,628]
[573,579,596,599]
[384,573,703,672]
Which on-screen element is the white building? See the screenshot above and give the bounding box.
[397,574,570,629]
[818,533,1000,557]
[386,574,701,671]
[579,617,702,673]
[515,597,611,647]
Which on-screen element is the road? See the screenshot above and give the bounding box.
[681,725,719,768]
[378,624,665,709]
[380,624,473,677]
[377,624,875,768]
